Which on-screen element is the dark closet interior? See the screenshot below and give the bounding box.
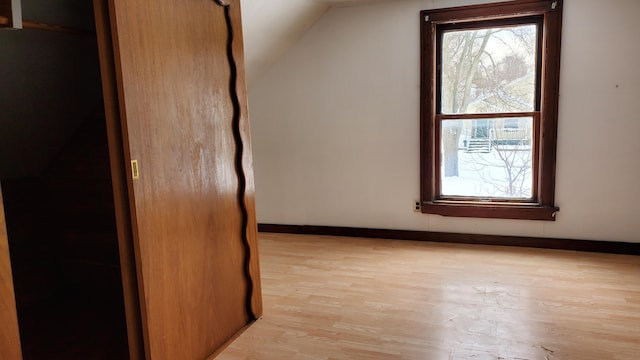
[1,1,129,358]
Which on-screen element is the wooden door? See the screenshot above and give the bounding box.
[96,0,262,358]
[0,186,22,360]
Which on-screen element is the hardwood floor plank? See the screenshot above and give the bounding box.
[217,233,640,359]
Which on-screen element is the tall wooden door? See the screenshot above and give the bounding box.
[0,186,22,360]
[95,0,262,358]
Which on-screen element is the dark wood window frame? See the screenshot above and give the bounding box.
[420,0,562,221]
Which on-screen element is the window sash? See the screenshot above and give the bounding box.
[434,112,540,202]
[435,17,544,115]
[420,0,562,221]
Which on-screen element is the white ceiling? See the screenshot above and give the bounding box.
[241,0,407,87]
[241,0,328,87]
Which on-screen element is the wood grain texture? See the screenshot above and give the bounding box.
[0,185,22,360]
[94,0,144,358]
[21,21,93,35]
[222,0,263,320]
[106,0,260,358]
[258,224,640,255]
[218,233,640,360]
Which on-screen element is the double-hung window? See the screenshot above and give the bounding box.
[420,0,562,220]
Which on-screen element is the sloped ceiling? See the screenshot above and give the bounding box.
[241,0,404,87]
[241,0,328,87]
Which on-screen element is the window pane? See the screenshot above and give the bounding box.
[440,118,533,199]
[441,24,537,114]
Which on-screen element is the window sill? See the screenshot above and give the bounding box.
[421,201,559,221]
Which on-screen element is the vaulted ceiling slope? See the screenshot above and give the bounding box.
[240,0,404,87]
[241,0,329,87]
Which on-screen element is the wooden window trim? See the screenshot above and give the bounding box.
[420,0,562,221]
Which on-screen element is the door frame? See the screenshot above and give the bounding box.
[0,185,23,360]
[94,1,145,358]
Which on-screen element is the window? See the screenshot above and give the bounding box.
[420,0,562,221]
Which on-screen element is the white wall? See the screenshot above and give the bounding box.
[248,0,640,243]
[241,0,328,87]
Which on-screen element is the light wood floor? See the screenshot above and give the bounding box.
[217,233,640,359]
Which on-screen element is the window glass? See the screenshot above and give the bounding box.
[441,24,538,114]
[440,117,534,199]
